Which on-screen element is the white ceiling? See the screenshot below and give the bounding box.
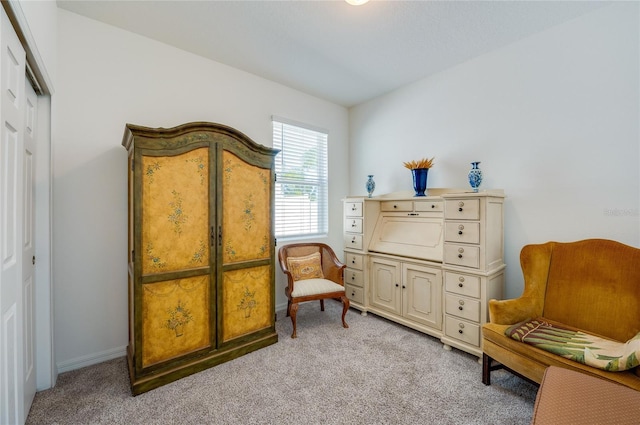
[56,0,609,107]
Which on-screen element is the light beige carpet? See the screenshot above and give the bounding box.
[27,301,537,424]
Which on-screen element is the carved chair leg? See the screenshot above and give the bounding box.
[290,302,299,339]
[320,299,325,311]
[286,299,291,317]
[341,295,350,329]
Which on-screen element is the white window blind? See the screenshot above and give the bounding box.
[272,118,328,239]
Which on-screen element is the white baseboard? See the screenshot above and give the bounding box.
[56,345,127,374]
[57,305,292,375]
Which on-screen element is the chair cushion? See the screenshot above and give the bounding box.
[506,318,640,372]
[483,322,640,389]
[291,278,344,298]
[286,252,324,281]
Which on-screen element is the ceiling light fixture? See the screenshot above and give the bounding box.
[345,0,370,5]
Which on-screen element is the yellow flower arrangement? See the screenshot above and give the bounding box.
[403,157,435,170]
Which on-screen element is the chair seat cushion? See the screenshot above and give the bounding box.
[506,318,640,372]
[291,278,345,298]
[483,322,640,389]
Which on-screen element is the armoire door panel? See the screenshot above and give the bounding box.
[221,264,273,342]
[141,148,210,275]
[221,150,271,265]
[141,275,211,367]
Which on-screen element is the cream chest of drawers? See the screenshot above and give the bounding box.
[343,199,379,311]
[343,189,505,358]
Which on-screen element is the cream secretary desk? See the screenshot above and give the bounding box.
[343,189,505,358]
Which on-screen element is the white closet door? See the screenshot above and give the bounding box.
[22,79,37,419]
[0,6,26,425]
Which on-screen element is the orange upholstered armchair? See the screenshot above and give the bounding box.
[278,243,349,338]
[482,239,640,391]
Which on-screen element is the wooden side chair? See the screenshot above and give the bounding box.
[278,243,350,338]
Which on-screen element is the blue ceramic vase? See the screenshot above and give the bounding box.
[468,162,483,192]
[366,175,375,198]
[411,168,429,197]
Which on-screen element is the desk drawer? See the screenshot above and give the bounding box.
[345,201,363,217]
[444,244,480,268]
[344,252,364,270]
[344,234,363,250]
[381,201,413,212]
[444,221,480,244]
[445,316,480,347]
[445,199,480,220]
[444,272,480,298]
[345,269,364,288]
[414,200,443,212]
[344,218,363,233]
[345,284,364,304]
[445,294,480,322]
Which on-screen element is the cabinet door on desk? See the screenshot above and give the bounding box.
[402,263,442,329]
[370,257,401,314]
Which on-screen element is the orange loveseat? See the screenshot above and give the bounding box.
[482,239,640,391]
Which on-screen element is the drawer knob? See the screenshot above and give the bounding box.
[351,292,355,296]
[458,230,463,235]
[458,300,465,305]
[393,204,398,209]
[352,259,355,264]
[458,207,463,212]
[459,329,464,334]
[458,201,464,207]
[431,204,436,209]
[458,254,463,259]
[351,275,355,280]
[458,283,464,288]
[458,248,464,253]
[458,306,463,311]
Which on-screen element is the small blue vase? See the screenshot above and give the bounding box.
[411,168,429,197]
[468,162,483,192]
[365,175,375,198]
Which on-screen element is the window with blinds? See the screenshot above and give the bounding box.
[272,117,328,239]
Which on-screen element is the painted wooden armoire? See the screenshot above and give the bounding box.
[122,122,279,395]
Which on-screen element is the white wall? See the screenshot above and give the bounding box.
[16,0,57,89]
[349,3,639,299]
[54,9,349,371]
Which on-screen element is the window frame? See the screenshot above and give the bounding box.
[272,116,329,240]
